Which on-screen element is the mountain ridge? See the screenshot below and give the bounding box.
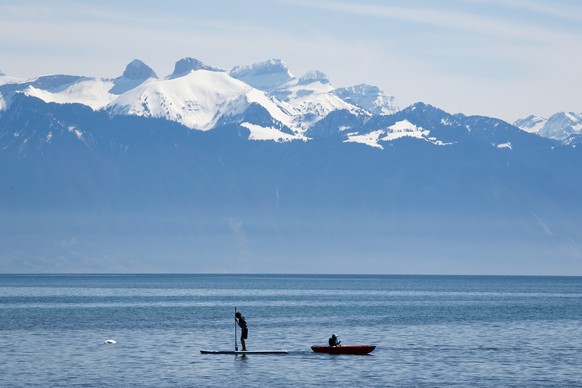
[2,57,578,142]
[1,58,581,274]
[0,57,399,141]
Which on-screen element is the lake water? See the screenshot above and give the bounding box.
[1,274,581,387]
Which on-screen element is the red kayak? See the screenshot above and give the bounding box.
[311,345,376,355]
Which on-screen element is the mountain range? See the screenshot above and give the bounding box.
[514,112,582,140]
[1,58,581,274]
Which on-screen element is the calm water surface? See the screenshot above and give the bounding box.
[1,274,581,387]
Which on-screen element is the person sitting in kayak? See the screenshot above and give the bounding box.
[328,333,341,347]
[235,311,248,351]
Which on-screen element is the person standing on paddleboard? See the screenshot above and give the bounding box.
[235,311,248,351]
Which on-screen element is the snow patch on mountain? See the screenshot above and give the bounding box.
[344,130,384,149]
[243,88,298,129]
[561,135,582,147]
[381,120,430,142]
[23,79,117,110]
[241,122,305,142]
[68,125,85,141]
[344,119,452,149]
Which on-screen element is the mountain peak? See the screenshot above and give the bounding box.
[121,59,158,80]
[231,58,290,75]
[333,84,398,115]
[514,112,582,139]
[404,102,443,115]
[513,115,546,134]
[229,59,294,91]
[169,57,221,78]
[539,111,582,139]
[298,70,329,85]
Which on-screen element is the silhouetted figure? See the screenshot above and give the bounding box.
[235,311,248,351]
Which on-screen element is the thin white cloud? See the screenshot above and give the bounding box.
[285,0,582,43]
[462,0,582,22]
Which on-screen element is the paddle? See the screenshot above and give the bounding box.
[234,307,238,351]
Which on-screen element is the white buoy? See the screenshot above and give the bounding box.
[104,339,117,345]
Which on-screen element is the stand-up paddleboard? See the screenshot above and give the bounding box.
[202,308,287,355]
[200,350,288,355]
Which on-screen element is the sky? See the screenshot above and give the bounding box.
[0,0,581,123]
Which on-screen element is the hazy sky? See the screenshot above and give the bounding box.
[0,0,581,122]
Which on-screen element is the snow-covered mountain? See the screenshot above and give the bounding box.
[107,68,300,135]
[122,59,158,80]
[168,57,222,79]
[3,56,580,149]
[333,84,399,115]
[2,59,299,139]
[0,71,22,85]
[514,112,582,140]
[23,78,117,109]
[1,57,402,140]
[17,60,159,110]
[2,60,582,274]
[229,58,294,92]
[513,115,546,134]
[229,59,391,129]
